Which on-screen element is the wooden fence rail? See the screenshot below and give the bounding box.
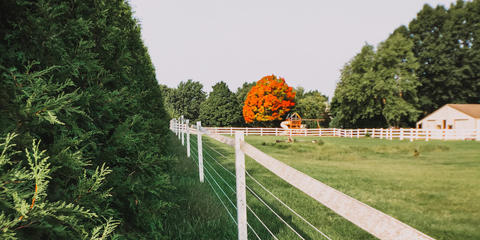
[198,127,480,141]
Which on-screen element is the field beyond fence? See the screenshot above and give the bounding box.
[169,117,480,240]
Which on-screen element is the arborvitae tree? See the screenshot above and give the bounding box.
[0,0,173,239]
[199,82,242,126]
[170,80,206,122]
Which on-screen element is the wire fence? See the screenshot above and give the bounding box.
[170,117,436,240]
[190,135,331,240]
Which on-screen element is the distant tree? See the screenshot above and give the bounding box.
[330,44,381,128]
[375,33,420,127]
[243,75,295,125]
[236,82,256,104]
[170,80,206,121]
[330,33,420,128]
[294,90,330,127]
[408,2,480,115]
[199,82,242,126]
[159,84,175,118]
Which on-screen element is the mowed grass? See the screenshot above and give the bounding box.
[197,135,480,240]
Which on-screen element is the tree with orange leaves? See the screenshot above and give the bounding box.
[243,75,295,124]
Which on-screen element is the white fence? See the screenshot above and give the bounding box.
[170,117,437,240]
[202,127,480,141]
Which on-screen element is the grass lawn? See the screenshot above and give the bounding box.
[195,135,480,240]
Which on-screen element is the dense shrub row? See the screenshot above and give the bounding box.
[0,0,172,239]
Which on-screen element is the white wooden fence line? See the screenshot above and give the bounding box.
[171,119,437,240]
[197,127,480,141]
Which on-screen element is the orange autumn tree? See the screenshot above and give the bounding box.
[243,75,296,124]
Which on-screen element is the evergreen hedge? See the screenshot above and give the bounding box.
[0,0,172,239]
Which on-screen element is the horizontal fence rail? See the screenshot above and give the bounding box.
[170,117,438,240]
[199,127,480,141]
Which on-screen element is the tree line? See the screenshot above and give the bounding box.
[160,78,330,128]
[330,0,480,128]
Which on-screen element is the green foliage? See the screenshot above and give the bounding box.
[293,90,330,127]
[199,81,242,126]
[236,82,256,104]
[0,0,173,239]
[169,80,206,122]
[332,1,480,126]
[331,33,420,128]
[0,133,113,240]
[408,1,480,115]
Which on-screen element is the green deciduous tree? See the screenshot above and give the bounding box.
[330,33,420,128]
[199,82,242,126]
[375,33,421,127]
[293,90,330,127]
[170,80,206,122]
[408,1,480,115]
[330,44,381,128]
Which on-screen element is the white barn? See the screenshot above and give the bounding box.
[416,104,480,129]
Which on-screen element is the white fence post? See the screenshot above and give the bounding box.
[181,116,185,145]
[476,129,480,141]
[372,128,376,138]
[235,131,248,240]
[410,129,414,142]
[400,128,404,140]
[305,128,307,136]
[426,130,430,141]
[275,128,278,136]
[260,128,263,136]
[178,118,181,140]
[197,121,204,183]
[357,129,360,139]
[186,120,190,158]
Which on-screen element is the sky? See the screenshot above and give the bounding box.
[128,0,457,99]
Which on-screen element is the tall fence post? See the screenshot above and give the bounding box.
[400,128,404,140]
[181,116,185,145]
[197,121,204,183]
[235,131,247,240]
[173,119,177,136]
[186,120,190,158]
[178,118,181,140]
[357,129,360,139]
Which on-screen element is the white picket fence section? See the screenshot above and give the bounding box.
[170,117,437,240]
[201,127,480,141]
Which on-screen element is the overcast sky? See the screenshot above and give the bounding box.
[128,0,457,98]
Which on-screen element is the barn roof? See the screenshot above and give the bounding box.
[447,104,480,118]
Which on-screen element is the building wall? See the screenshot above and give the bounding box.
[417,106,476,129]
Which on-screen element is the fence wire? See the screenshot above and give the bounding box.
[185,128,333,240]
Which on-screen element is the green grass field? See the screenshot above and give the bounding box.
[187,135,480,240]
